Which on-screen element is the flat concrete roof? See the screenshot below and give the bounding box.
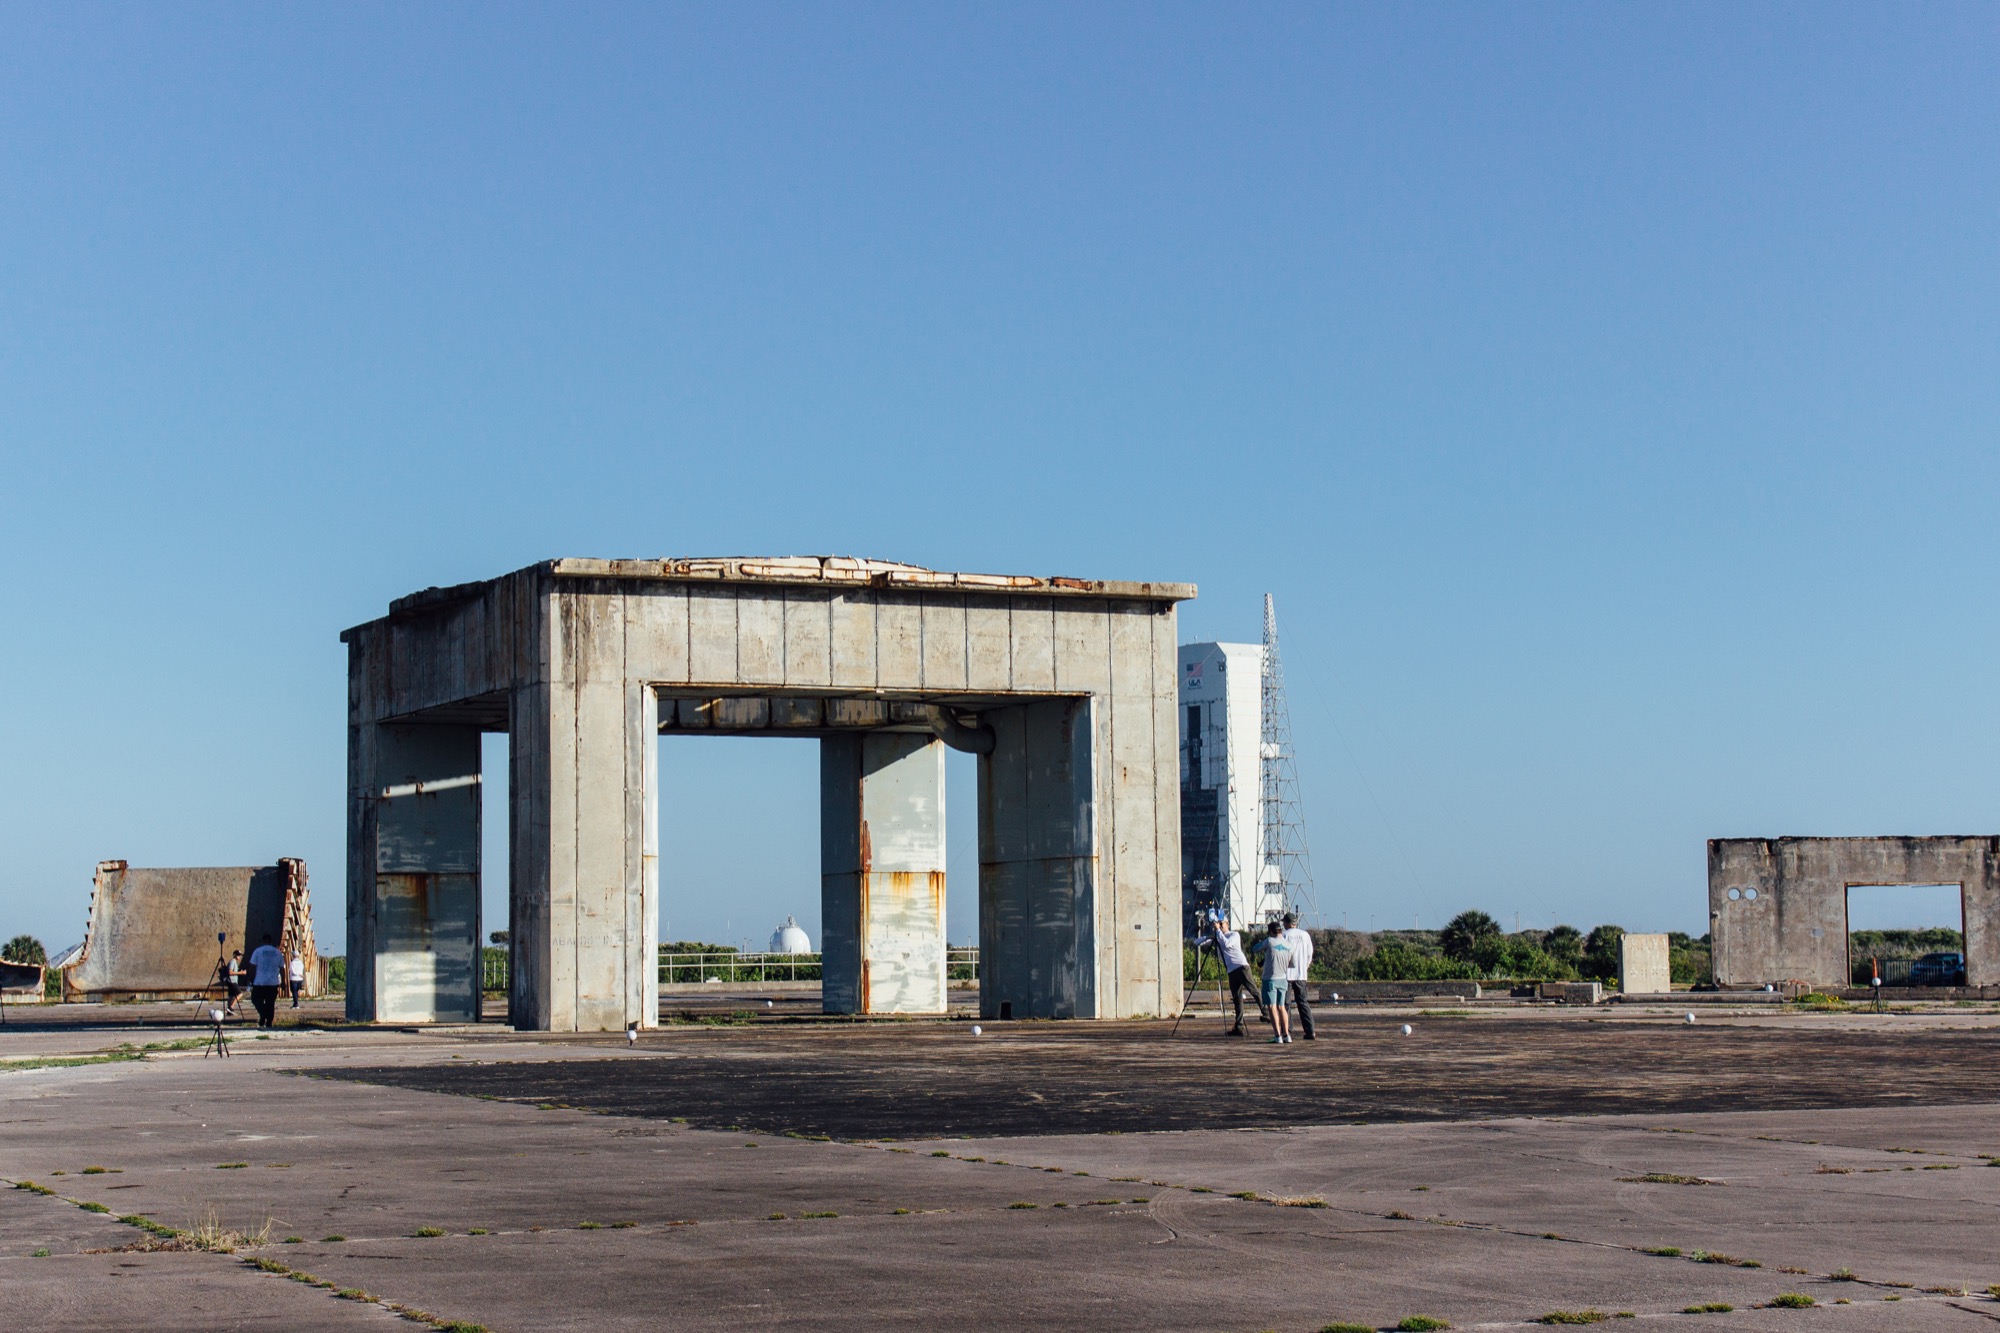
[372,557,1199,624]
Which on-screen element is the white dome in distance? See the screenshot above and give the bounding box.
[770,916,812,954]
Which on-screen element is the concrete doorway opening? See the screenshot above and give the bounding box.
[1847,883,1967,986]
[654,737,982,1008]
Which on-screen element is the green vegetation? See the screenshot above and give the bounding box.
[1185,916,1713,985]
[1790,992,1847,1010]
[413,1226,447,1237]
[1768,1293,1814,1308]
[1537,1314,1608,1325]
[1681,1304,1732,1314]
[1618,1174,1718,1186]
[325,955,346,993]
[78,1201,109,1213]
[1397,1318,1451,1331]
[3,934,46,965]
[1319,1324,1375,1333]
[1848,927,1963,984]
[1008,1201,1037,1209]
[1642,1246,1681,1256]
[800,1210,838,1218]
[321,1234,346,1242]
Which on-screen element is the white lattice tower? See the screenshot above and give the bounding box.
[1259,594,1318,923]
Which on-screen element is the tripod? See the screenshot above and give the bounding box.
[1170,936,1228,1037]
[203,1009,231,1059]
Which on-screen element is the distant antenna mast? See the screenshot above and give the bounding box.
[1259,594,1317,924]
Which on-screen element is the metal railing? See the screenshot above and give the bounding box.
[481,947,980,992]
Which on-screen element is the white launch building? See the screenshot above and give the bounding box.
[1178,640,1283,930]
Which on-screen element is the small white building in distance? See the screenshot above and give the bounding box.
[1179,641,1280,931]
[769,916,813,954]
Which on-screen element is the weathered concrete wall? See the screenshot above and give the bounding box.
[1709,836,2000,989]
[978,698,1097,1019]
[0,959,45,1002]
[1619,933,1671,995]
[64,859,319,1000]
[345,558,1192,1032]
[350,725,482,1024]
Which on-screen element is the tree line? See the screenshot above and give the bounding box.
[1187,911,1714,986]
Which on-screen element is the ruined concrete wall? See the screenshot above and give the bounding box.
[1619,933,1671,994]
[0,959,45,1002]
[1709,836,2000,989]
[63,859,318,999]
[345,559,1190,1030]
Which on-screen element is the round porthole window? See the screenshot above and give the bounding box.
[1727,888,1741,901]
[1744,887,1759,900]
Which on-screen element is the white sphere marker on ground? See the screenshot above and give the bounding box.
[970,1025,982,1036]
[1685,1012,1696,1024]
[1400,1024,1413,1036]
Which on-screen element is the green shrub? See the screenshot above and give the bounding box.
[1398,1318,1451,1332]
[1537,1314,1608,1326]
[1768,1293,1814,1308]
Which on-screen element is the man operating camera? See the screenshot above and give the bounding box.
[1205,911,1267,1037]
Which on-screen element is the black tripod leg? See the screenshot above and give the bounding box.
[1169,941,1210,1037]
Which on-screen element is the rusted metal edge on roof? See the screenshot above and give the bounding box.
[546,556,1198,602]
[350,557,1196,638]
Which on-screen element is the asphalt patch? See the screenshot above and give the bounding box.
[312,1016,2000,1139]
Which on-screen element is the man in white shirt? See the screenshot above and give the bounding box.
[247,934,285,1029]
[1280,912,1316,1040]
[287,952,306,1008]
[1207,913,1266,1037]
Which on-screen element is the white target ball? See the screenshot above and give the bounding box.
[1684,1012,1696,1025]
[1399,1024,1413,1036]
[971,1025,983,1036]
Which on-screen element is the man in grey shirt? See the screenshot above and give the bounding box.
[1280,912,1316,1040]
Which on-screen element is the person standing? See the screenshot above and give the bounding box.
[287,951,306,1008]
[223,949,245,1016]
[1207,914,1266,1037]
[247,934,285,1029]
[1251,922,1294,1044]
[1280,912,1316,1041]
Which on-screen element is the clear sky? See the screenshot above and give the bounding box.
[2,5,1995,957]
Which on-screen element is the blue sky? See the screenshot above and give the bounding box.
[2,5,1994,955]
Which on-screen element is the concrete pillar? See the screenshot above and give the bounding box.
[978,699,1097,1019]
[347,723,482,1023]
[821,733,947,1014]
[508,678,659,1033]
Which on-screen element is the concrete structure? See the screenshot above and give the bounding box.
[61,859,319,1001]
[1709,836,1999,989]
[1618,932,1671,995]
[0,958,45,1003]
[1178,641,1276,930]
[343,557,1194,1031]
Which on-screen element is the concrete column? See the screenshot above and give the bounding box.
[508,675,658,1033]
[978,699,1097,1019]
[821,733,947,1014]
[347,723,482,1023]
